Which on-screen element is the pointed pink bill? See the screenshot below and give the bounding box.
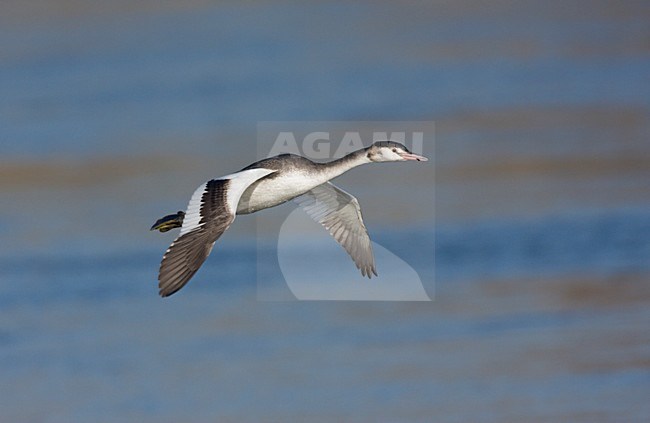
[399,152,428,162]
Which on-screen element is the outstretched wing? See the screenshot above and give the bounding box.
[294,182,377,277]
[158,168,275,297]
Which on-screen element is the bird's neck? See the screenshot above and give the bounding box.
[318,148,371,181]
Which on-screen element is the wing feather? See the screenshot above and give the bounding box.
[158,168,275,297]
[294,182,377,278]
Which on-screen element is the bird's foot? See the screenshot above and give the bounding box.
[150,211,185,232]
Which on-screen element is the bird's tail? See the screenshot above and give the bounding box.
[150,211,185,232]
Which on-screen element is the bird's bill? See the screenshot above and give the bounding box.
[399,152,428,162]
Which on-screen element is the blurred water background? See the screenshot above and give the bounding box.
[1,1,649,421]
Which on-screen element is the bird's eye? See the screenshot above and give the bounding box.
[392,148,397,152]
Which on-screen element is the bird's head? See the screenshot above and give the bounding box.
[366,141,428,163]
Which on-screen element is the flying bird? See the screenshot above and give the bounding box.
[151,141,428,297]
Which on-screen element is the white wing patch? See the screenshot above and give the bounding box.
[217,169,276,215]
[179,168,276,236]
[180,182,208,236]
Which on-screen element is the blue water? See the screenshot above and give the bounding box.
[2,3,649,157]
[1,1,649,421]
[2,208,648,306]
